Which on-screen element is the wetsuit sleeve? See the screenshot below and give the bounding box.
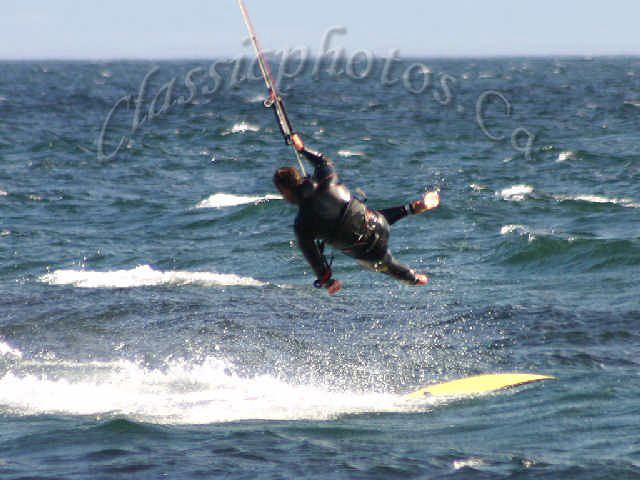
[294,220,330,280]
[299,146,338,185]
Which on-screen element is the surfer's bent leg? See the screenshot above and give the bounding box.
[377,250,421,284]
[359,250,420,285]
[353,210,425,285]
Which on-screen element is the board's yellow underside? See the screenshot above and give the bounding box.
[405,373,555,399]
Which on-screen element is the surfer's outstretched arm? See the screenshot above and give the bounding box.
[292,134,337,184]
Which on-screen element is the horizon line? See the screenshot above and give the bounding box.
[1,53,639,62]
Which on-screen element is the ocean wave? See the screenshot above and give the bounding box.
[498,185,534,202]
[222,122,260,135]
[496,230,640,269]
[0,189,7,196]
[0,356,424,424]
[39,265,266,289]
[500,224,576,243]
[195,193,282,209]
[500,224,539,242]
[0,340,23,359]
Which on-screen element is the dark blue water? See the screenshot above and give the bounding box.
[1,57,639,479]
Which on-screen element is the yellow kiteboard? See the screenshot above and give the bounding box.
[405,373,554,400]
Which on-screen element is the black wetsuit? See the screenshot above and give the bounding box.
[294,146,420,285]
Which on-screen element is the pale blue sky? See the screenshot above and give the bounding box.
[2,0,639,59]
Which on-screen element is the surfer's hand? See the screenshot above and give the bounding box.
[326,279,342,295]
[292,133,304,152]
[424,191,440,210]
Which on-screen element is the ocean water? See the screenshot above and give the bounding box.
[0,57,639,478]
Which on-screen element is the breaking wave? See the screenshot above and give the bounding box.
[0,355,430,425]
[496,185,638,208]
[498,185,534,202]
[500,224,540,242]
[553,194,639,209]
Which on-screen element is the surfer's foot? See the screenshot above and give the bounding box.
[414,273,429,285]
[411,191,440,214]
[326,279,342,295]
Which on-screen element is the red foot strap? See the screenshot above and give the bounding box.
[313,270,332,288]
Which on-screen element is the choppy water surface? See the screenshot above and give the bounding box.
[0,57,639,479]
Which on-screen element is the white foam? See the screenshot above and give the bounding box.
[0,189,7,196]
[554,194,639,209]
[195,193,282,209]
[39,265,266,289]
[247,94,266,104]
[469,183,488,192]
[337,150,365,158]
[0,341,22,359]
[0,357,426,424]
[501,224,528,235]
[498,185,534,202]
[453,458,486,470]
[557,150,576,162]
[223,122,260,135]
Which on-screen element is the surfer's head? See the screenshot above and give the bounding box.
[273,167,302,204]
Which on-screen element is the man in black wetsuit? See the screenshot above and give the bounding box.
[274,133,440,295]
